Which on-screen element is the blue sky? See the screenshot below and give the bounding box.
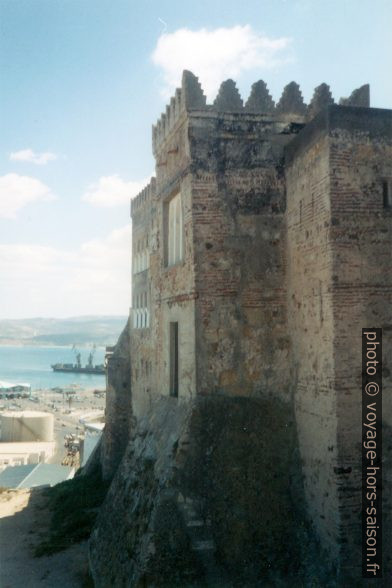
[0,0,391,318]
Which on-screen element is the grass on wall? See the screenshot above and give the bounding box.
[34,465,109,557]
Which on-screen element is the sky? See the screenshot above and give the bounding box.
[0,0,391,319]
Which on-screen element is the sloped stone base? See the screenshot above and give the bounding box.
[89,395,326,587]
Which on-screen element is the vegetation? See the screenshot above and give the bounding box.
[79,568,95,588]
[34,466,109,557]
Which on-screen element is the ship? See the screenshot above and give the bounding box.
[51,345,105,375]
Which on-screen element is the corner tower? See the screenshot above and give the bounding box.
[149,71,314,404]
[286,101,392,579]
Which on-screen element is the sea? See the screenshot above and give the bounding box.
[0,345,106,391]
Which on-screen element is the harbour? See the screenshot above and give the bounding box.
[0,344,106,478]
[0,345,106,391]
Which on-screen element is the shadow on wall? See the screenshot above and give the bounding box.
[89,395,335,586]
[100,319,133,480]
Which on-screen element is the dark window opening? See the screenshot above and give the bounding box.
[383,180,392,209]
[170,322,179,398]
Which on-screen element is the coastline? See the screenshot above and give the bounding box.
[0,344,107,392]
[0,341,107,348]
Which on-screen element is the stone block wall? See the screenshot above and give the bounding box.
[328,106,392,578]
[90,395,310,587]
[188,112,294,399]
[101,319,133,480]
[152,168,197,406]
[286,112,339,560]
[130,180,156,418]
[131,117,198,417]
[286,105,392,579]
[96,73,391,583]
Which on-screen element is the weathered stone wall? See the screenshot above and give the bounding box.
[188,111,295,399]
[328,106,392,578]
[131,116,198,417]
[90,395,315,587]
[286,113,338,562]
[147,72,312,405]
[286,105,392,579]
[130,180,156,418]
[95,74,391,585]
[152,169,197,406]
[101,319,133,480]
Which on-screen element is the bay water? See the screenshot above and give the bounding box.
[0,345,106,391]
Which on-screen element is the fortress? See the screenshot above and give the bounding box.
[89,72,392,586]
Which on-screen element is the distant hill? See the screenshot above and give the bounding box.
[0,316,128,346]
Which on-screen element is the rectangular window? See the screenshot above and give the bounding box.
[167,193,183,266]
[133,236,149,274]
[169,322,179,397]
[383,180,392,209]
[132,291,149,329]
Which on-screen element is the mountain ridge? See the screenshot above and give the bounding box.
[0,316,128,346]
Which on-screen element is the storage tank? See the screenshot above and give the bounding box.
[0,411,54,442]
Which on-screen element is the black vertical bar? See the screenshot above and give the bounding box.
[170,322,179,398]
[174,323,178,397]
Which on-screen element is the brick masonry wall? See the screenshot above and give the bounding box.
[286,125,340,561]
[131,119,197,418]
[188,112,296,400]
[100,93,392,580]
[130,182,156,417]
[286,106,392,579]
[328,107,392,578]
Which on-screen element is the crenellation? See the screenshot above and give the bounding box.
[153,75,370,157]
[151,123,157,153]
[213,79,244,111]
[130,177,156,216]
[245,80,275,113]
[181,69,207,109]
[276,81,307,116]
[308,83,334,120]
[153,72,207,156]
[339,83,370,107]
[156,117,162,141]
[161,112,167,136]
[165,104,171,128]
[94,71,391,586]
[152,93,182,155]
[169,96,176,125]
[174,87,182,112]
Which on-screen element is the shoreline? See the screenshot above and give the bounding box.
[0,341,107,348]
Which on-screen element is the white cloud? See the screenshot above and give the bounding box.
[0,173,56,218]
[9,149,58,165]
[82,174,151,208]
[151,25,292,99]
[0,226,132,317]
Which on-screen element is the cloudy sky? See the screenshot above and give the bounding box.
[0,0,391,318]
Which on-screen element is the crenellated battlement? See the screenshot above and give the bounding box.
[130,177,156,216]
[152,70,370,155]
[152,71,207,156]
[95,64,391,587]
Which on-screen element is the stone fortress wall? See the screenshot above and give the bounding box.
[91,72,392,586]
